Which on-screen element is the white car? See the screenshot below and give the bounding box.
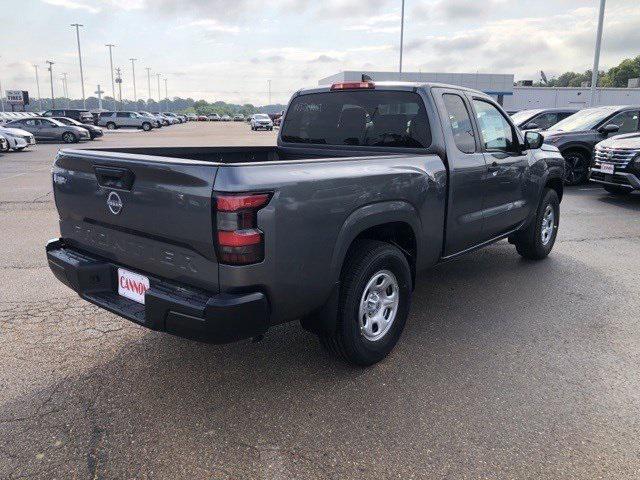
[250,114,274,131]
[0,126,36,151]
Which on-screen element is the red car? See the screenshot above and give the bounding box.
[197,115,208,121]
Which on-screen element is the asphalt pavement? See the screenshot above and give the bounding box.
[1,121,639,479]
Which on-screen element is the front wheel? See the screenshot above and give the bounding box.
[563,150,590,185]
[513,188,560,260]
[106,122,116,130]
[142,122,152,131]
[62,132,77,144]
[320,240,412,366]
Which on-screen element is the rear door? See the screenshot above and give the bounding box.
[52,150,221,291]
[469,96,529,238]
[434,88,488,255]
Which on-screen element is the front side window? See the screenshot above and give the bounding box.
[281,90,431,148]
[442,94,476,154]
[472,99,515,152]
[531,112,559,130]
[606,110,639,134]
[117,112,128,118]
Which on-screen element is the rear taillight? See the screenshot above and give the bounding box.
[214,192,271,265]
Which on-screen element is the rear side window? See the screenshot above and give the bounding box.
[281,90,431,148]
[442,94,476,154]
[100,112,112,118]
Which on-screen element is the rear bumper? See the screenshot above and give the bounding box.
[46,239,270,344]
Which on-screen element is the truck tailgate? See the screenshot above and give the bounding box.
[52,149,220,292]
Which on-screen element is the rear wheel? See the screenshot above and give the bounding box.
[513,188,560,260]
[320,240,412,366]
[604,185,631,195]
[106,122,116,130]
[142,122,152,131]
[562,150,590,185]
[62,132,77,144]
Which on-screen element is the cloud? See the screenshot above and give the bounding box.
[41,0,100,13]
[311,55,340,63]
[184,19,241,34]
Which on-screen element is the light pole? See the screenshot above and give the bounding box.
[71,24,86,108]
[145,67,152,102]
[0,56,4,112]
[105,44,116,110]
[33,65,42,111]
[590,0,606,107]
[129,58,137,103]
[399,0,405,74]
[61,72,69,107]
[163,77,168,112]
[46,60,55,108]
[268,79,272,105]
[156,73,161,111]
[115,67,123,110]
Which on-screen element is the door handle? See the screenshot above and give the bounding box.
[488,161,500,171]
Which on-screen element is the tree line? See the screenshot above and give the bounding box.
[536,55,640,88]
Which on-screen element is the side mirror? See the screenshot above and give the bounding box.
[598,123,619,135]
[523,131,544,150]
[522,122,539,130]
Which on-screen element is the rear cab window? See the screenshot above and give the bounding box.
[281,90,431,148]
[442,94,476,154]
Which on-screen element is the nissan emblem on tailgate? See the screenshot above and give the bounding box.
[107,191,123,215]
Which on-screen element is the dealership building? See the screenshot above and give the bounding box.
[318,71,640,110]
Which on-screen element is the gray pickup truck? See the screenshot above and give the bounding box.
[46,81,565,365]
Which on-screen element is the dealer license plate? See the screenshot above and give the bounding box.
[600,162,615,175]
[118,268,150,304]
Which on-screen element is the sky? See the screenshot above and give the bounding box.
[2,0,639,106]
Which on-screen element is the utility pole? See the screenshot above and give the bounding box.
[145,67,152,102]
[590,0,606,107]
[46,60,55,108]
[399,0,405,74]
[105,44,116,110]
[95,84,104,110]
[33,65,42,111]
[129,58,137,103]
[163,77,168,112]
[115,67,123,110]
[156,73,161,111]
[0,56,4,112]
[268,80,272,105]
[71,24,86,108]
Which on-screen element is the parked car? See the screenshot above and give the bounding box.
[589,132,640,195]
[207,114,221,121]
[52,117,103,140]
[0,135,8,152]
[250,113,274,131]
[6,117,89,143]
[163,112,184,124]
[543,105,640,185]
[233,114,245,122]
[197,115,208,121]
[510,108,579,131]
[42,109,94,124]
[137,111,163,128]
[97,111,155,131]
[186,114,197,121]
[46,81,564,366]
[0,125,36,151]
[154,112,178,125]
[221,115,231,122]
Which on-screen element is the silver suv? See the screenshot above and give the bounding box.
[98,111,154,131]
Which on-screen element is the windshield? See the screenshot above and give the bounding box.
[551,107,617,132]
[281,90,432,148]
[510,110,539,126]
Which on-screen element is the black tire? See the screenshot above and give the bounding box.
[62,132,77,144]
[603,185,631,195]
[142,122,152,131]
[513,188,560,260]
[106,122,117,130]
[562,149,590,185]
[320,240,412,366]
[13,147,26,152]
